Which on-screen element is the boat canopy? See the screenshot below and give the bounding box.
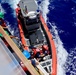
[19,0,39,17]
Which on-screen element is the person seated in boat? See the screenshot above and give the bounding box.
[42,45,49,55]
[31,47,45,62]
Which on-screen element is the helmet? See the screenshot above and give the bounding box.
[22,50,30,59]
[0,12,4,19]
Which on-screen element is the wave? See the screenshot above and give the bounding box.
[0,0,20,36]
[0,2,14,34]
[6,0,20,35]
[0,3,5,13]
[38,0,49,22]
[0,0,20,9]
[65,48,76,75]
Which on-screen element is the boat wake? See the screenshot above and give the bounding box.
[37,0,49,22]
[65,48,76,75]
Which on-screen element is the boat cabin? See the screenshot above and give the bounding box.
[19,0,40,31]
[19,0,39,17]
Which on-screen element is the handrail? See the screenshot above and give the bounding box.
[0,26,39,75]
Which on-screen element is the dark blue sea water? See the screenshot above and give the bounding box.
[0,0,76,75]
[47,0,76,75]
[48,0,76,51]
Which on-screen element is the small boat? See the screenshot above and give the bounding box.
[16,0,57,75]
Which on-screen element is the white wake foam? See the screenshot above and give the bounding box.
[39,0,49,22]
[0,0,20,35]
[9,0,20,9]
[7,0,20,17]
[65,48,76,75]
[0,0,20,17]
[49,22,68,75]
[0,3,6,14]
[40,0,68,75]
[0,0,20,9]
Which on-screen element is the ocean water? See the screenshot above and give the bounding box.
[0,0,76,75]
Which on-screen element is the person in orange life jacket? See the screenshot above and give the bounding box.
[33,48,40,58]
[32,47,45,62]
[42,45,49,55]
[29,46,41,57]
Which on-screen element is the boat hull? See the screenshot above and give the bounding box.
[16,8,57,75]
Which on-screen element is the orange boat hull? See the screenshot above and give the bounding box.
[40,15,57,75]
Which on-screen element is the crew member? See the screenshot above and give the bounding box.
[32,47,45,62]
[42,45,49,55]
